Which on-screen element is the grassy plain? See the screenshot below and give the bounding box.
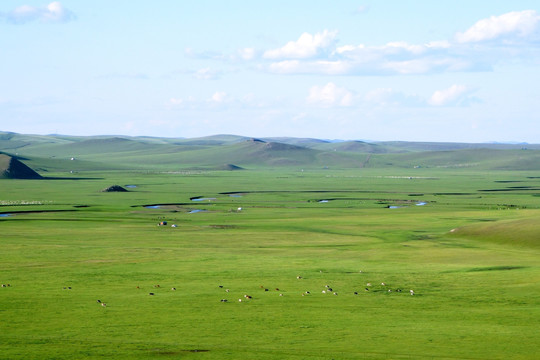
[1,167,539,359]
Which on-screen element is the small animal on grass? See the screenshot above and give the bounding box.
[220,299,228,302]
[149,292,155,296]
[97,300,101,303]
[101,303,107,307]
[410,290,415,295]
[171,287,176,291]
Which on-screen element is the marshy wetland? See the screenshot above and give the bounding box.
[1,134,540,359]
[1,167,539,359]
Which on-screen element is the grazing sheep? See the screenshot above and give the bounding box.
[149,292,155,296]
[365,288,369,292]
[275,288,280,291]
[322,290,326,294]
[333,292,338,295]
[219,285,223,288]
[238,299,242,302]
[136,286,140,289]
[154,285,160,288]
[97,300,101,303]
[225,289,230,292]
[220,299,228,302]
[264,288,269,292]
[101,303,107,307]
[1,284,6,288]
[381,282,386,286]
[305,291,310,294]
[297,276,302,279]
[410,290,415,295]
[279,293,283,296]
[366,283,372,286]
[171,287,176,291]
[354,292,358,295]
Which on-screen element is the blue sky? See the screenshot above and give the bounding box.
[1,1,540,142]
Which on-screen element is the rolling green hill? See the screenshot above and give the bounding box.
[0,153,42,179]
[1,131,540,172]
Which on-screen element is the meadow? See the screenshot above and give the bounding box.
[1,166,539,359]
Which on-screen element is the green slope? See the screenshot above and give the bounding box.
[2,132,540,172]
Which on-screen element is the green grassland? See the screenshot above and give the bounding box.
[1,134,540,359]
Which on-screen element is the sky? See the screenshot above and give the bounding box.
[1,1,540,142]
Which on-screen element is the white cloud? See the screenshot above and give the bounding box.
[3,2,75,24]
[192,10,540,78]
[364,88,422,107]
[267,60,352,75]
[193,68,221,80]
[169,96,196,107]
[263,30,338,59]
[456,10,540,43]
[354,5,370,14]
[428,85,468,106]
[209,91,230,104]
[307,83,353,107]
[238,48,256,60]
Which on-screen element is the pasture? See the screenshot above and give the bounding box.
[1,167,539,359]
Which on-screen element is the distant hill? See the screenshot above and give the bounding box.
[1,131,540,171]
[0,153,42,179]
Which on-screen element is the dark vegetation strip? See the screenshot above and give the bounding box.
[479,188,540,192]
[131,203,192,208]
[466,266,527,272]
[0,209,78,215]
[220,190,474,196]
